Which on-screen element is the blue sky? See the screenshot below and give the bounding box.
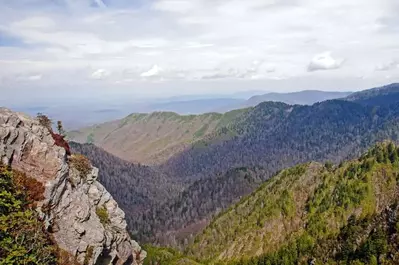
[0,0,398,106]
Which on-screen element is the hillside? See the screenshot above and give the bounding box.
[346,83,399,106]
[163,95,399,182]
[135,166,270,247]
[69,142,182,218]
[69,109,249,165]
[187,142,399,265]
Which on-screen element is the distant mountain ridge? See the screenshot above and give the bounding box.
[346,83,399,106]
[69,89,354,164]
[246,90,352,106]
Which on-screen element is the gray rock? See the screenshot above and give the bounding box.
[0,108,146,265]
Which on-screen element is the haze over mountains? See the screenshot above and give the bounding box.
[69,89,352,164]
[13,89,351,130]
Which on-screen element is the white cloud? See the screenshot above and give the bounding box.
[28,74,42,81]
[152,0,200,13]
[307,52,344,72]
[140,65,163,77]
[12,16,55,29]
[91,69,109,79]
[375,60,398,71]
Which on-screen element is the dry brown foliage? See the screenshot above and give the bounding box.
[13,170,45,206]
[69,154,92,177]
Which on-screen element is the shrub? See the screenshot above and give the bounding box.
[57,121,66,137]
[96,206,109,226]
[69,154,92,178]
[13,170,45,205]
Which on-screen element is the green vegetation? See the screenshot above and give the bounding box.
[194,124,210,138]
[86,132,94,144]
[144,245,201,265]
[187,142,399,265]
[0,165,57,264]
[96,206,109,226]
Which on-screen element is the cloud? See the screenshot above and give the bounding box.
[201,61,277,80]
[12,17,55,29]
[93,0,107,8]
[140,65,163,77]
[27,74,42,81]
[375,60,398,71]
[152,0,199,13]
[0,0,398,99]
[307,52,344,72]
[91,69,109,79]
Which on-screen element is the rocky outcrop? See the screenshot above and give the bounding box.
[0,108,146,265]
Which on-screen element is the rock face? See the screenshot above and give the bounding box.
[0,108,146,265]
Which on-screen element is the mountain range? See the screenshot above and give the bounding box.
[70,83,399,251]
[69,89,352,164]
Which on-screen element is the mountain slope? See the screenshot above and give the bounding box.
[134,166,270,246]
[163,98,399,182]
[69,142,181,217]
[346,83,399,106]
[69,109,249,165]
[188,142,399,265]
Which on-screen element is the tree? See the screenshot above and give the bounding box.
[57,121,66,137]
[37,113,52,130]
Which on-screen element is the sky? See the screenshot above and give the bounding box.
[0,0,398,106]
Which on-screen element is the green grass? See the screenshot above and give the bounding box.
[96,206,109,226]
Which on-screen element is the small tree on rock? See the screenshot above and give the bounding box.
[37,113,52,130]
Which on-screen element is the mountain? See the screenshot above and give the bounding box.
[346,83,399,106]
[0,108,146,265]
[144,98,245,114]
[245,90,352,106]
[69,109,249,165]
[186,142,399,265]
[163,95,399,182]
[216,90,353,111]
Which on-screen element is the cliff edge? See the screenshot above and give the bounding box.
[0,108,146,265]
